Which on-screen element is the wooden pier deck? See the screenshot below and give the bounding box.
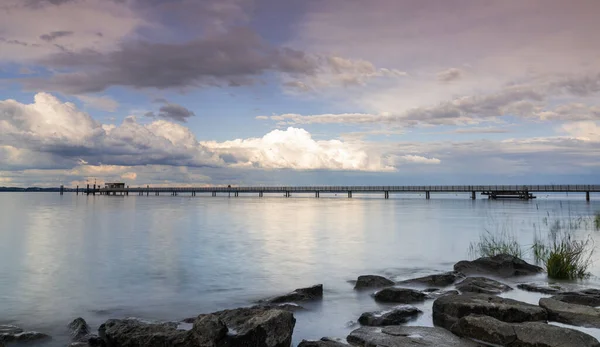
[63,185,600,201]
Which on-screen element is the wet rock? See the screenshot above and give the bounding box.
[455,277,513,295]
[67,318,104,347]
[539,298,600,328]
[68,317,93,341]
[298,337,347,347]
[551,289,600,307]
[397,271,464,287]
[267,284,323,303]
[0,324,51,344]
[358,305,422,326]
[454,254,543,277]
[255,303,304,312]
[353,275,394,289]
[425,289,460,299]
[373,287,427,303]
[517,283,563,294]
[432,293,548,330]
[100,306,295,347]
[347,325,479,347]
[451,314,600,347]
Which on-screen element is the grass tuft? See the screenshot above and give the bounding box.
[470,212,595,280]
[468,230,523,259]
[544,234,593,280]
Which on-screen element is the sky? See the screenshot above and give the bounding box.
[0,0,599,187]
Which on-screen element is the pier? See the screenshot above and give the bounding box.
[67,185,600,200]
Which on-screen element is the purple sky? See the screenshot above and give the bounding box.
[0,0,599,187]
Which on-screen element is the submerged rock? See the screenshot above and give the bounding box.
[432,293,548,330]
[353,275,395,289]
[455,277,513,295]
[551,289,600,307]
[0,324,50,344]
[298,337,347,347]
[451,314,600,347]
[267,284,323,303]
[397,271,464,287]
[99,306,295,347]
[347,325,478,347]
[373,287,427,303]
[358,305,422,326]
[454,254,543,277]
[517,283,563,294]
[539,298,600,328]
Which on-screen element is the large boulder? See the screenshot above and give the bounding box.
[266,284,323,303]
[550,289,600,307]
[0,324,50,344]
[353,275,394,289]
[451,314,600,347]
[455,277,513,295]
[432,293,547,330]
[373,287,427,303]
[99,307,295,347]
[539,298,600,328]
[298,338,347,347]
[358,305,422,326]
[347,325,479,346]
[517,283,563,294]
[454,254,543,277]
[397,271,463,287]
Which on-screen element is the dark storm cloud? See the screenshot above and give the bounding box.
[39,30,73,42]
[145,102,196,123]
[25,28,318,93]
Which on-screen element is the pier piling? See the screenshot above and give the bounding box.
[587,191,590,201]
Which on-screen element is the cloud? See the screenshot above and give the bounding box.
[76,95,119,112]
[560,121,600,141]
[39,30,73,42]
[0,93,401,175]
[397,155,440,164]
[437,68,463,82]
[145,101,195,123]
[201,127,397,171]
[23,28,320,93]
[0,0,145,62]
[451,127,511,134]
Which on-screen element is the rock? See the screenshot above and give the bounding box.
[353,275,394,289]
[298,337,347,347]
[551,289,600,307]
[539,298,600,328]
[267,284,323,303]
[432,293,547,330]
[455,277,513,295]
[517,283,563,294]
[373,287,427,303]
[454,254,543,277]
[100,306,295,347]
[347,325,479,347]
[69,317,91,341]
[257,303,304,311]
[397,271,464,287]
[425,289,460,299]
[0,325,50,343]
[451,314,600,347]
[358,305,422,326]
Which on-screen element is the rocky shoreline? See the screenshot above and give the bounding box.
[2,254,600,347]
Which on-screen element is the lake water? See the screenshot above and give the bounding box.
[1,192,599,346]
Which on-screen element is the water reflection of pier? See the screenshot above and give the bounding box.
[60,185,599,201]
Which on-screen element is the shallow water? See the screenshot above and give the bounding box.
[0,192,599,346]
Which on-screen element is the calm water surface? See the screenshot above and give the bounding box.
[1,192,599,346]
